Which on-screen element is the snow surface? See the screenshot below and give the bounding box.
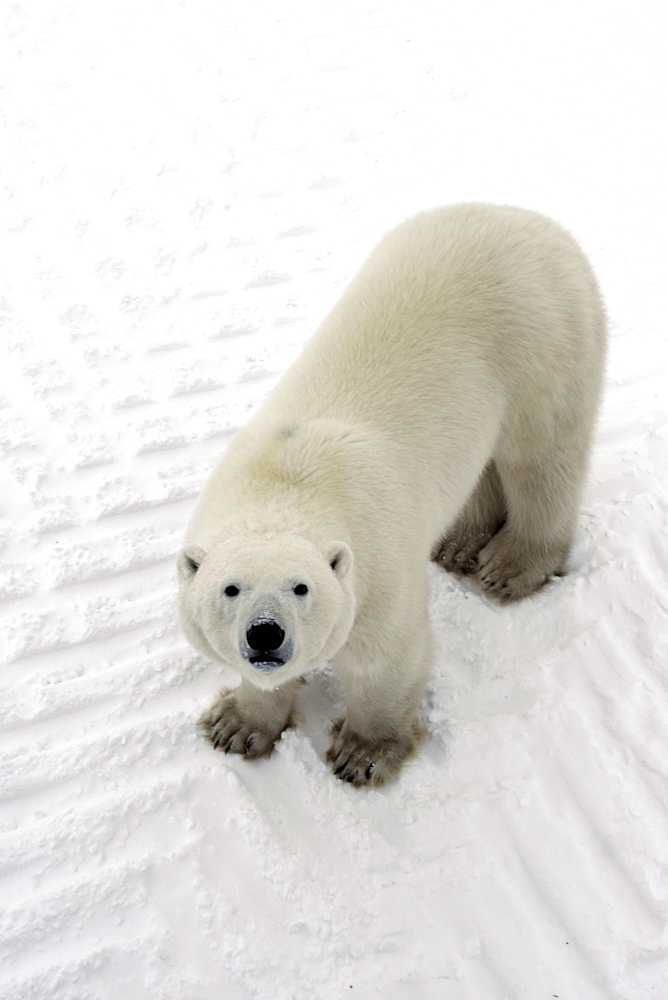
[2,1,667,998]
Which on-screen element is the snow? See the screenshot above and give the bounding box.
[1,0,667,997]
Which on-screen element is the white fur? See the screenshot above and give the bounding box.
[178,203,607,786]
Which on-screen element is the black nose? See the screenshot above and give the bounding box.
[246,620,285,653]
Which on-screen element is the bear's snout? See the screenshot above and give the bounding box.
[242,616,293,672]
[247,619,285,654]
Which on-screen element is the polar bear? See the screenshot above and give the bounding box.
[178,203,607,787]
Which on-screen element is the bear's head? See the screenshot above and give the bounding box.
[177,533,356,689]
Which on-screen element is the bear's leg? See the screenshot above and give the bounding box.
[432,461,506,575]
[471,452,582,602]
[327,620,430,787]
[200,677,301,759]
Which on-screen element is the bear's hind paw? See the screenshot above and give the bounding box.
[472,527,569,602]
[432,527,500,578]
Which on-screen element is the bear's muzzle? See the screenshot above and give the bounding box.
[242,617,293,672]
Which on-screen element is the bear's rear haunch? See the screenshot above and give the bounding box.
[177,203,607,787]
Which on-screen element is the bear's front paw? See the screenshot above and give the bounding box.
[199,690,281,760]
[326,718,425,787]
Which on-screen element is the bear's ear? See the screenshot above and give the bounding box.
[326,541,353,581]
[177,545,207,583]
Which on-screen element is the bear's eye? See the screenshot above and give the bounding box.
[224,585,240,598]
[293,583,309,597]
